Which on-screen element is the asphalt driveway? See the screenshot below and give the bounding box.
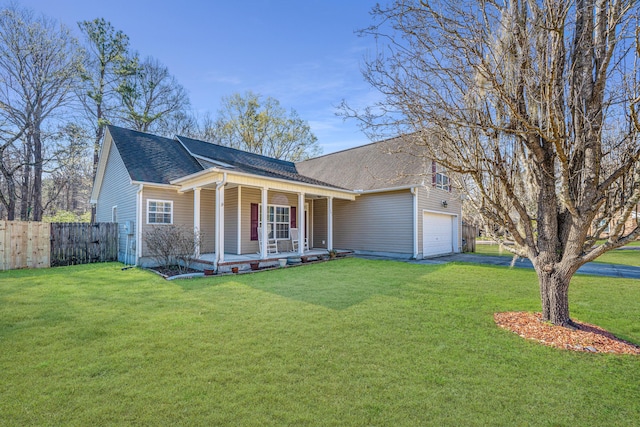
[355,253,640,279]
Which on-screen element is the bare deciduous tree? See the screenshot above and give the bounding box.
[349,0,640,326]
[116,56,190,133]
[0,5,83,221]
[214,91,321,161]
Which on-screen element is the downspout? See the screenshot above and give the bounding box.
[136,184,143,265]
[411,186,419,259]
[214,172,228,270]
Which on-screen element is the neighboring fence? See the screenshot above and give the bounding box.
[50,222,118,267]
[0,221,50,270]
[0,221,118,270]
[462,223,478,253]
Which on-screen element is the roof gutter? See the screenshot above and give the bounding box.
[131,181,180,190]
[355,184,424,195]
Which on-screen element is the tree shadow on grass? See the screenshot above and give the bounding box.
[232,258,447,310]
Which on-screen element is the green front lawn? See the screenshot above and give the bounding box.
[475,242,640,267]
[1,260,639,425]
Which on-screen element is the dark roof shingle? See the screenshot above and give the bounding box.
[108,125,203,184]
[176,135,340,188]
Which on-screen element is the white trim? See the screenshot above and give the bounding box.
[136,185,143,263]
[411,187,418,258]
[237,186,242,255]
[131,181,179,190]
[327,197,333,251]
[171,166,356,199]
[305,202,310,250]
[90,127,114,204]
[298,192,305,254]
[260,188,268,258]
[194,188,201,257]
[356,184,421,194]
[308,200,314,249]
[112,205,118,223]
[214,173,227,267]
[146,199,174,225]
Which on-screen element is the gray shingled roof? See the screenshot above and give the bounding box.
[176,135,341,188]
[107,126,425,191]
[108,125,203,184]
[296,135,430,191]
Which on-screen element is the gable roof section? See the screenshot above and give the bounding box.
[296,134,430,191]
[108,125,203,184]
[176,135,339,188]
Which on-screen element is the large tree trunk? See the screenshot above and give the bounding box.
[3,175,17,220]
[20,140,32,221]
[32,120,43,221]
[538,270,570,326]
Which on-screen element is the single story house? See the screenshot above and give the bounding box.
[90,125,462,269]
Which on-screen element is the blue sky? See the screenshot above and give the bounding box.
[19,0,380,154]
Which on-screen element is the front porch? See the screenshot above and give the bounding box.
[167,166,357,271]
[193,248,352,273]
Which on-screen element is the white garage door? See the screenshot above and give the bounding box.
[423,212,454,257]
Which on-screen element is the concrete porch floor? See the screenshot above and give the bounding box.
[193,248,350,272]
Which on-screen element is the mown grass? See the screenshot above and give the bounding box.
[1,260,639,426]
[475,242,640,266]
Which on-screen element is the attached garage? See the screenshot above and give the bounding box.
[423,211,458,257]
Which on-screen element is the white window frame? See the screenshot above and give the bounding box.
[435,164,450,191]
[112,205,117,223]
[259,204,290,240]
[147,199,173,225]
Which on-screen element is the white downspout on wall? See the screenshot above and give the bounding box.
[411,186,419,259]
[237,186,242,255]
[136,184,143,265]
[214,173,227,270]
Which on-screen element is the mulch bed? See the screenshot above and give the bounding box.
[494,311,640,355]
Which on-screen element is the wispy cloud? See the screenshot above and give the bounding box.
[203,72,242,85]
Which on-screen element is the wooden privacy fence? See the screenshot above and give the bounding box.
[0,221,118,270]
[50,223,118,267]
[0,221,50,270]
[462,223,478,253]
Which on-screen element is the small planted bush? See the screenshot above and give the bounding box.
[145,225,201,274]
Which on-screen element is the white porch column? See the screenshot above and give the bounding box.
[260,187,268,258]
[327,196,333,251]
[215,183,225,264]
[297,192,305,254]
[237,186,242,255]
[193,187,201,257]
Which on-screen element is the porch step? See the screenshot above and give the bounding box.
[192,250,353,273]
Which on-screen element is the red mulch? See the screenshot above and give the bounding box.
[494,311,640,355]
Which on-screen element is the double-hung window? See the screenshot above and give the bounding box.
[259,205,290,239]
[434,163,450,191]
[147,200,173,224]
